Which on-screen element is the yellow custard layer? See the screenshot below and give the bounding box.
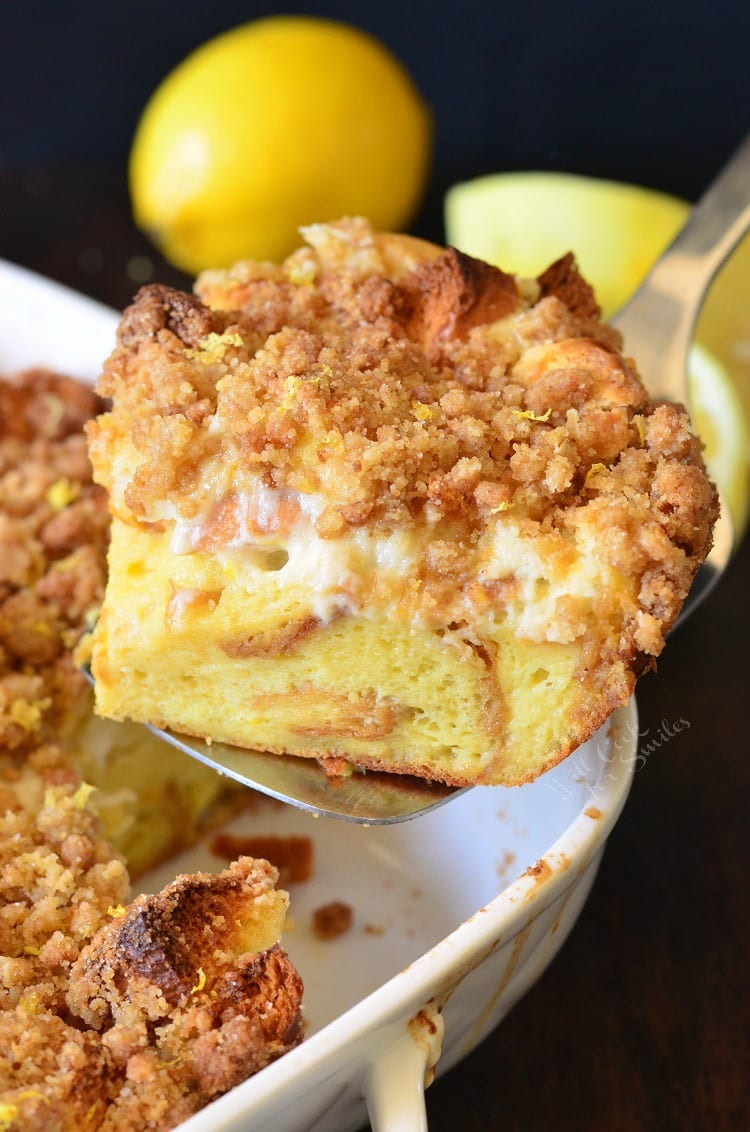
[93,518,621,786]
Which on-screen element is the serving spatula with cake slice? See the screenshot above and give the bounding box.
[84,138,747,823]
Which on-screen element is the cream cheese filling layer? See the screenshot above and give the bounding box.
[127,469,627,645]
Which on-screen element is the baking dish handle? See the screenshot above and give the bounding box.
[364,1006,444,1131]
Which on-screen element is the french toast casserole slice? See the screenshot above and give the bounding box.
[88,218,718,787]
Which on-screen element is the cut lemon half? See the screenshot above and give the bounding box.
[445,171,749,535]
[445,171,689,319]
[689,343,749,535]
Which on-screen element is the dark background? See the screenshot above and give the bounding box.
[1,3,749,1130]
[6,0,747,184]
[2,0,750,209]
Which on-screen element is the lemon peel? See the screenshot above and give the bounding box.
[583,462,608,490]
[512,407,552,423]
[9,698,49,731]
[45,477,80,511]
[412,402,433,422]
[130,16,430,272]
[190,966,207,995]
[185,330,244,363]
[0,1105,17,1131]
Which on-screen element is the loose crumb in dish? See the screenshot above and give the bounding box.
[210,833,314,885]
[312,901,353,940]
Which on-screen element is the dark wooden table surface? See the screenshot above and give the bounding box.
[1,165,747,1131]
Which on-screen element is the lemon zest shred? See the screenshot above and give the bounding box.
[107,904,127,919]
[23,944,41,957]
[190,967,207,995]
[185,330,243,363]
[634,416,647,445]
[412,402,433,422]
[72,782,96,809]
[16,1092,49,1106]
[0,1103,18,1130]
[19,992,40,1015]
[45,477,80,511]
[10,698,50,732]
[511,407,552,422]
[584,462,608,489]
[279,375,301,411]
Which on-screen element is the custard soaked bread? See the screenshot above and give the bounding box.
[88,219,717,787]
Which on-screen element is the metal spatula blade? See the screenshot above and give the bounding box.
[79,665,461,824]
[611,132,750,623]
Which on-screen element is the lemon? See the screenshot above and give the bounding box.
[688,343,749,535]
[445,171,689,319]
[129,17,430,274]
[445,171,750,535]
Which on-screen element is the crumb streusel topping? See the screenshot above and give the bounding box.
[89,218,717,659]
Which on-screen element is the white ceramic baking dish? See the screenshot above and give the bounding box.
[0,258,638,1131]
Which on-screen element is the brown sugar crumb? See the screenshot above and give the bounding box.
[312,901,353,940]
[0,370,304,1128]
[0,369,109,750]
[210,833,314,885]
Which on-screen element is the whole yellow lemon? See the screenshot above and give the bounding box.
[129,16,431,273]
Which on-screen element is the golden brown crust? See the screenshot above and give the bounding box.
[0,370,109,762]
[66,855,302,1034]
[537,251,603,324]
[394,246,519,358]
[0,776,303,1127]
[117,283,227,351]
